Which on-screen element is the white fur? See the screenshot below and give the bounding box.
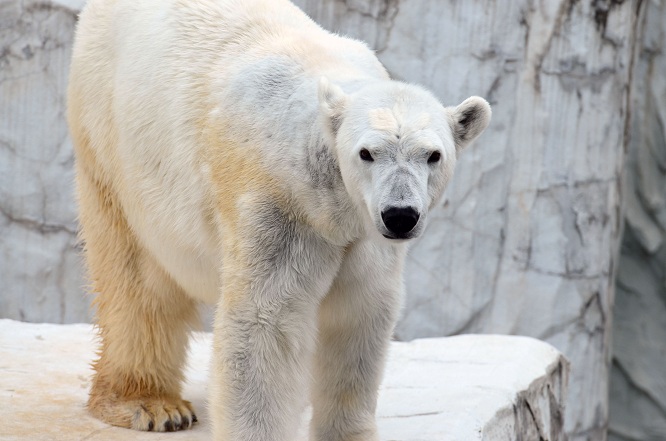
[69,0,490,439]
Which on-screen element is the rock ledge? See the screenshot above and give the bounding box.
[0,319,568,440]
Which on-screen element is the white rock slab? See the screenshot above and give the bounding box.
[0,319,568,441]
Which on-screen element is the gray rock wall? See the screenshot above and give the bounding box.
[609,0,666,439]
[0,0,89,323]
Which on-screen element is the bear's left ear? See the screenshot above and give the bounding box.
[447,96,491,152]
[318,77,348,145]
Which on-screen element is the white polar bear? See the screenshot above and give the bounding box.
[67,0,491,439]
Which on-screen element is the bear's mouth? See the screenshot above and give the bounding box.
[382,233,413,241]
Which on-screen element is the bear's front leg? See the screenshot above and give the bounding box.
[310,240,405,441]
[210,203,343,441]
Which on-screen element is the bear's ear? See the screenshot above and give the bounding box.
[447,96,491,152]
[318,77,348,144]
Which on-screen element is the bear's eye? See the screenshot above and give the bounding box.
[428,151,441,164]
[359,148,374,162]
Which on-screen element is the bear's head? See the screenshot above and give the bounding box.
[319,78,491,242]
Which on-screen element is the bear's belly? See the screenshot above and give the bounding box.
[138,224,221,305]
[117,153,223,305]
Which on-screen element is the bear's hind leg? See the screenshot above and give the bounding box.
[76,161,199,432]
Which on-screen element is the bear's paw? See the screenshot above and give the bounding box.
[88,396,197,432]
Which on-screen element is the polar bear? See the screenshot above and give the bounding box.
[67,0,490,439]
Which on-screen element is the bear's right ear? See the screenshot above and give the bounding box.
[318,77,348,145]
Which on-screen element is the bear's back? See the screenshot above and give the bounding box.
[68,0,386,302]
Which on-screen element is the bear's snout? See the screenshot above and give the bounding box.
[381,207,420,239]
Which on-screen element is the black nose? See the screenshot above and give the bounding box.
[381,207,420,237]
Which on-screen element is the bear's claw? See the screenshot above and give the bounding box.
[131,398,196,432]
[91,396,197,432]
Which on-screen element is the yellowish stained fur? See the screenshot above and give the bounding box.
[70,85,199,430]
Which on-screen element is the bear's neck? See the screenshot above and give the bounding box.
[264,76,375,245]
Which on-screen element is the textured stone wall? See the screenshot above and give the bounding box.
[0,0,89,323]
[609,0,666,439]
